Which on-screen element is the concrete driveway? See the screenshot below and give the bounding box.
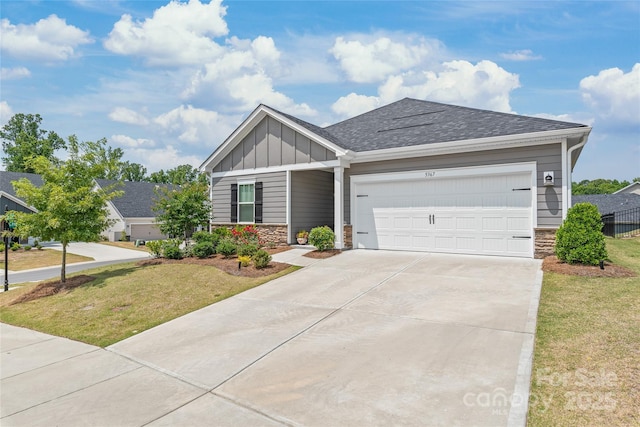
[1,250,542,426]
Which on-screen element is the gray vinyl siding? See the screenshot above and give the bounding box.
[291,170,334,241]
[345,143,563,227]
[213,117,336,172]
[212,171,287,223]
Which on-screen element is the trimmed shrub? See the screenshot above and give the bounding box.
[308,226,335,251]
[23,245,32,251]
[192,231,219,247]
[212,227,232,238]
[237,243,259,257]
[192,241,215,259]
[146,240,164,258]
[555,202,608,265]
[216,238,237,258]
[0,245,4,253]
[10,243,21,251]
[252,249,272,269]
[163,242,183,260]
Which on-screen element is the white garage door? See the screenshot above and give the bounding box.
[354,170,533,257]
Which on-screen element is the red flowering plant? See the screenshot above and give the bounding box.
[232,224,262,247]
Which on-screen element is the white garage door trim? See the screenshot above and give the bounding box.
[350,162,537,258]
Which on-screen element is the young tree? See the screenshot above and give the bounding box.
[153,181,211,243]
[12,136,123,283]
[0,113,66,172]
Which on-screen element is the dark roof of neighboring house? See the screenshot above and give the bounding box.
[573,194,640,215]
[95,179,175,218]
[0,171,43,199]
[319,98,587,152]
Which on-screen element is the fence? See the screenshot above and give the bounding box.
[602,206,640,238]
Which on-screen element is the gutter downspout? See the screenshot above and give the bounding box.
[564,130,590,219]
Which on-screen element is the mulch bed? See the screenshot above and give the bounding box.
[9,275,95,305]
[136,255,292,278]
[303,249,342,259]
[542,256,636,278]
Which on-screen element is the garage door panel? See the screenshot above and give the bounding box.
[355,170,533,257]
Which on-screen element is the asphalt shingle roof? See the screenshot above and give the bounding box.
[573,194,640,215]
[95,179,174,218]
[321,98,587,152]
[0,171,43,199]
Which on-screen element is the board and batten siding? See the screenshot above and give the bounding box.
[213,117,337,173]
[211,171,287,224]
[345,143,563,227]
[290,170,334,240]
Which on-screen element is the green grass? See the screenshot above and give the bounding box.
[0,249,93,271]
[0,262,299,347]
[528,237,640,426]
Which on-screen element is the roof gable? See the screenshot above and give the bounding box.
[0,171,43,200]
[95,179,175,218]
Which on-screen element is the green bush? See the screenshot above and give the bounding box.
[308,226,335,251]
[192,231,219,247]
[216,238,237,258]
[0,245,4,253]
[192,241,215,259]
[555,202,608,265]
[237,243,259,257]
[10,242,21,251]
[23,245,32,251]
[163,242,183,260]
[212,227,232,238]
[146,240,164,258]
[252,249,272,269]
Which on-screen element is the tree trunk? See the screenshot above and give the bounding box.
[61,242,67,283]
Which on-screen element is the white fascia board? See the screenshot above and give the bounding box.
[210,160,344,178]
[351,127,592,164]
[200,105,349,172]
[0,191,37,212]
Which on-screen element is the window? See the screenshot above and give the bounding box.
[238,183,255,223]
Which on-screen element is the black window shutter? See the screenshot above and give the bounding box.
[255,182,263,223]
[230,184,238,223]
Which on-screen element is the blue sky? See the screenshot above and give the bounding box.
[1,0,638,181]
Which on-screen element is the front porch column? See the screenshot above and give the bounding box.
[334,166,344,250]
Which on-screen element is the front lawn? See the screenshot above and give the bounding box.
[0,248,93,271]
[0,261,298,347]
[528,237,639,426]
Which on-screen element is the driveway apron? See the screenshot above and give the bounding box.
[1,250,542,426]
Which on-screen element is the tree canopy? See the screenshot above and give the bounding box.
[148,164,207,185]
[12,136,123,283]
[0,113,66,173]
[152,181,211,242]
[572,178,639,195]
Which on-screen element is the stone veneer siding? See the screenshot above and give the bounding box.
[534,228,557,259]
[211,224,289,247]
[343,224,353,249]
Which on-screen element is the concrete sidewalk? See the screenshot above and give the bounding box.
[1,250,542,426]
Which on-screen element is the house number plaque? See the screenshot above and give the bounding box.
[425,171,436,178]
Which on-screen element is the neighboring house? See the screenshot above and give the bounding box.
[0,171,42,214]
[613,182,640,195]
[572,193,640,215]
[200,98,592,259]
[96,179,172,242]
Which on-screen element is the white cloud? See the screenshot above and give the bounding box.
[110,134,155,148]
[104,0,228,66]
[108,107,150,125]
[127,145,203,173]
[0,101,14,124]
[332,59,520,118]
[154,104,239,145]
[580,63,640,125]
[1,67,31,80]
[330,35,439,83]
[500,49,542,61]
[0,15,93,61]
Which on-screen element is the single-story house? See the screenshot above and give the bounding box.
[200,98,592,258]
[614,182,640,195]
[96,179,172,242]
